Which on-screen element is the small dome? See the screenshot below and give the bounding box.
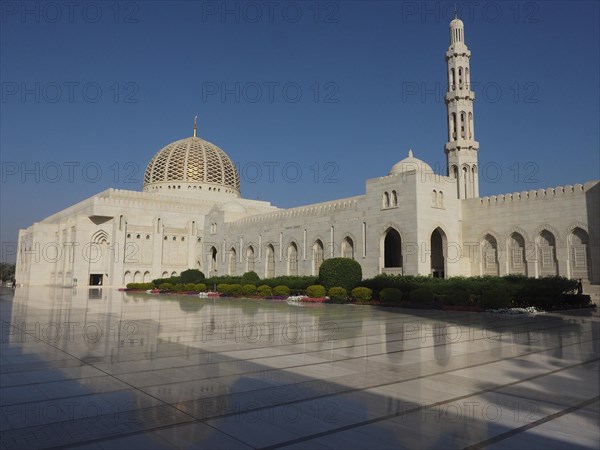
[450,17,464,28]
[389,150,434,175]
[143,136,240,197]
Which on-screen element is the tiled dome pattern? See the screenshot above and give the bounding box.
[143,137,240,192]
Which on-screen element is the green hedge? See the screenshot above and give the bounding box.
[380,287,402,303]
[318,258,362,292]
[241,271,260,285]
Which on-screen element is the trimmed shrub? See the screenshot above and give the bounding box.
[380,287,402,302]
[328,287,347,302]
[273,285,291,296]
[229,284,242,296]
[193,283,207,292]
[217,283,230,295]
[241,271,260,285]
[318,258,362,292]
[351,287,373,302]
[409,287,435,303]
[257,285,272,297]
[180,269,205,284]
[307,285,326,298]
[158,282,173,291]
[480,286,512,309]
[242,284,257,296]
[173,283,185,292]
[183,283,197,292]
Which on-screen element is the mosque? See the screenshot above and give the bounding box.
[15,17,599,288]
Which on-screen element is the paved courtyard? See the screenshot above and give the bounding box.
[1,286,598,449]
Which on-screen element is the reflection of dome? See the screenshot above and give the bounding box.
[143,136,240,197]
[389,150,433,175]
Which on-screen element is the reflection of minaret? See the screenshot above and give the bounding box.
[445,14,479,199]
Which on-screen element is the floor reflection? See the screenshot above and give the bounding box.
[1,287,598,449]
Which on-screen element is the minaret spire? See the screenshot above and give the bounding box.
[193,115,198,138]
[445,16,479,199]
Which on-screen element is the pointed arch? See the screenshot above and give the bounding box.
[143,271,152,282]
[209,246,218,276]
[508,232,527,276]
[341,236,355,259]
[569,227,591,280]
[537,230,558,276]
[265,244,275,278]
[382,227,403,274]
[431,227,447,278]
[482,234,499,276]
[246,246,255,273]
[287,242,298,276]
[91,230,109,245]
[312,239,325,275]
[228,247,237,276]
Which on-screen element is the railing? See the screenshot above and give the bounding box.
[382,267,403,276]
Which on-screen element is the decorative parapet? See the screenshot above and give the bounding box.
[473,183,594,206]
[235,196,363,226]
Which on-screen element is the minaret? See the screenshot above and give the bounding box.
[445,14,479,198]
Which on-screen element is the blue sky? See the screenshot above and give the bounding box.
[1,1,599,262]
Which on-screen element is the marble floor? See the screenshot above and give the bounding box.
[1,286,598,449]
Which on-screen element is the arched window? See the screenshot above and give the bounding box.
[458,67,463,86]
[313,240,325,275]
[538,230,558,276]
[482,234,499,276]
[432,190,438,206]
[570,228,591,280]
[246,246,255,273]
[342,237,354,259]
[438,191,444,208]
[288,243,298,276]
[450,68,455,89]
[460,112,466,139]
[265,244,275,278]
[228,247,237,276]
[465,67,470,88]
[383,192,390,208]
[509,233,527,276]
[468,112,473,139]
[391,190,398,207]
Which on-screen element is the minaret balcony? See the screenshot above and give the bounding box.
[445,90,475,102]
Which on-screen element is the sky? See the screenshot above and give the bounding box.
[1,0,599,263]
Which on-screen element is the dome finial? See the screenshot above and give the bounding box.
[193,115,198,138]
[454,2,458,19]
[408,149,413,157]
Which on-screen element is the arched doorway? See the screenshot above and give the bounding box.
[383,228,402,275]
[431,228,446,278]
[209,246,218,276]
[508,233,527,276]
[537,230,558,277]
